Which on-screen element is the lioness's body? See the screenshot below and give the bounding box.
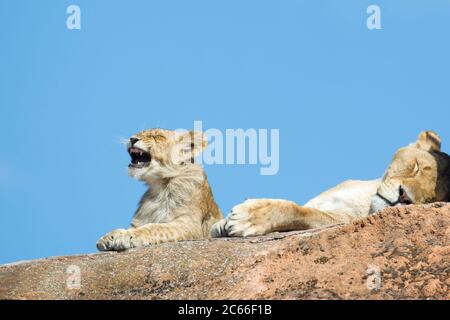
[213,131,450,238]
[211,180,380,237]
[304,179,381,222]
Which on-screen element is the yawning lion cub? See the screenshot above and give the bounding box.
[97,129,222,251]
[212,131,450,238]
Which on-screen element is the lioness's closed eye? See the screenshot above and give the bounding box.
[212,131,450,238]
[97,129,223,251]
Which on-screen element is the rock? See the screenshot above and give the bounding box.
[0,203,449,300]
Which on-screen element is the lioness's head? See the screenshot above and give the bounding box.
[126,128,207,182]
[370,131,450,214]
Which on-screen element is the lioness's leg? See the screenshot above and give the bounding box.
[212,199,345,237]
[97,219,201,251]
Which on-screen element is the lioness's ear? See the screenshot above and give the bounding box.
[174,131,208,163]
[415,131,441,152]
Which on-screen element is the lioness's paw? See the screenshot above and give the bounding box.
[224,199,274,237]
[96,229,134,251]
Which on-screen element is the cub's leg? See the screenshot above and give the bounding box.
[212,199,344,238]
[97,219,201,251]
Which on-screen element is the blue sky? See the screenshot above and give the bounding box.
[0,0,449,264]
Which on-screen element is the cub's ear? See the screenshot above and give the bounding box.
[415,131,441,152]
[173,130,208,164]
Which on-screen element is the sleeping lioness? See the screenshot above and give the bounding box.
[212,131,450,238]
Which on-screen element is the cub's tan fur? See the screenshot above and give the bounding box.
[97,129,222,251]
[212,131,450,238]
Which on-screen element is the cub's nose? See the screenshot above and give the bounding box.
[130,137,139,146]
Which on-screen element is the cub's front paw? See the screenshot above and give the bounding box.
[96,229,134,251]
[224,199,276,237]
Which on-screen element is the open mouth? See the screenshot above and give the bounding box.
[128,147,151,168]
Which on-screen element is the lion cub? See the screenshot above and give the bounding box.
[97,129,223,251]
